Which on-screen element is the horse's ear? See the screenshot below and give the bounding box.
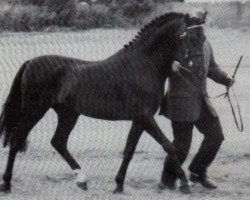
[184,13,190,24]
[202,11,208,22]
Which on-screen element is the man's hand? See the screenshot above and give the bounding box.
[227,76,235,88]
[172,61,191,74]
[171,61,182,72]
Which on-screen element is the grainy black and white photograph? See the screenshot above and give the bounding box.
[0,0,249,199]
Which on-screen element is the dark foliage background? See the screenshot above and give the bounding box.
[0,0,249,32]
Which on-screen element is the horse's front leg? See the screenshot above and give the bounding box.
[142,115,191,194]
[114,120,143,194]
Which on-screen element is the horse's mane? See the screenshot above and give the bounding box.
[124,12,185,49]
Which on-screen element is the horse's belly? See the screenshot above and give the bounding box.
[76,98,135,120]
[74,90,161,120]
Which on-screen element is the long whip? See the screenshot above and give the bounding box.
[225,55,243,98]
[225,56,244,132]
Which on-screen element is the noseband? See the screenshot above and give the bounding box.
[187,24,204,30]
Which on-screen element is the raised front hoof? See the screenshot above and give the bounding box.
[0,184,11,193]
[76,181,88,191]
[179,184,191,194]
[113,185,124,194]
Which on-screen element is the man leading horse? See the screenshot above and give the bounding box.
[159,10,235,190]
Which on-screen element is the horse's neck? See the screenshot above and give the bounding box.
[149,50,172,81]
[108,46,170,85]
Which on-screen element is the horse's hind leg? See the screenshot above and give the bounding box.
[51,106,87,190]
[114,120,143,193]
[0,109,47,192]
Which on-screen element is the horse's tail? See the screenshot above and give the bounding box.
[0,62,28,150]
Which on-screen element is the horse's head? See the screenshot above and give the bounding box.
[124,12,206,78]
[143,13,193,76]
[175,10,208,69]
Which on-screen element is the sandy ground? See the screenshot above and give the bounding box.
[0,28,250,200]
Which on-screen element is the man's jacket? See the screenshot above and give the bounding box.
[160,40,232,122]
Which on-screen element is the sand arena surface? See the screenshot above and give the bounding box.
[0,28,250,200]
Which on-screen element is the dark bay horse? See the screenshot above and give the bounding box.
[0,13,193,193]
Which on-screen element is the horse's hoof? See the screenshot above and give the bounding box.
[113,186,123,194]
[179,184,191,194]
[76,181,88,191]
[0,184,11,193]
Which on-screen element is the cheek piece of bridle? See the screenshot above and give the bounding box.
[177,26,244,132]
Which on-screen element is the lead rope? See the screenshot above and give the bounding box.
[176,71,226,98]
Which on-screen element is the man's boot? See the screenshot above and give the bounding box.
[190,173,217,189]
